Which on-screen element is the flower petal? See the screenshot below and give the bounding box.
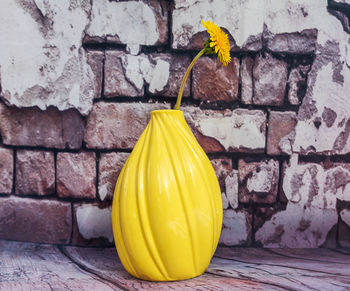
[202,20,231,66]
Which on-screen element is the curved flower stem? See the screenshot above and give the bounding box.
[175,49,205,110]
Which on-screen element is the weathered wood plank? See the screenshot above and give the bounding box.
[63,246,283,290]
[0,240,121,291]
[213,248,350,291]
[209,257,350,291]
[331,248,350,255]
[268,248,350,264]
[215,247,350,276]
[2,240,350,291]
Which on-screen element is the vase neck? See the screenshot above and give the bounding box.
[150,109,184,119]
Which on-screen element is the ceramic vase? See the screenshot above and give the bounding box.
[112,109,222,281]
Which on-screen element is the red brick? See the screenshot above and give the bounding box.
[241,56,254,104]
[57,152,96,199]
[288,64,310,105]
[253,53,288,106]
[104,51,144,98]
[84,102,169,149]
[16,150,55,195]
[0,147,13,193]
[0,103,84,149]
[193,57,239,102]
[98,152,129,201]
[104,52,190,99]
[86,50,104,99]
[239,159,279,204]
[0,196,71,244]
[148,53,191,98]
[210,158,233,190]
[266,29,317,54]
[267,111,297,155]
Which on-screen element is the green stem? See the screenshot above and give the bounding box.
[175,49,205,110]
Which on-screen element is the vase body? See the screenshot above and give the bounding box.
[112,109,222,281]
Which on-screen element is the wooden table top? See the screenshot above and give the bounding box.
[1,240,349,290]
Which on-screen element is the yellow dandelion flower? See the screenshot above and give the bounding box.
[202,20,231,66]
[175,20,232,109]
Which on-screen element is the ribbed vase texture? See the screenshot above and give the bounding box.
[112,109,223,281]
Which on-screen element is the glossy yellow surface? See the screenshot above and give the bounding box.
[112,109,222,281]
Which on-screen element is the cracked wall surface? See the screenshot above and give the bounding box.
[0,0,167,115]
[0,0,350,247]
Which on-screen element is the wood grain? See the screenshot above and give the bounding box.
[62,246,281,290]
[0,240,121,290]
[1,240,350,291]
[213,247,350,290]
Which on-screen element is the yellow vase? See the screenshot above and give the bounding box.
[112,109,222,281]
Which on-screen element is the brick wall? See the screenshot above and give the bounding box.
[0,0,350,248]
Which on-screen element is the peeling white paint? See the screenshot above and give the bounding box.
[293,63,350,154]
[324,166,350,202]
[270,1,350,155]
[247,167,271,193]
[173,0,347,48]
[0,0,45,97]
[0,0,165,114]
[98,184,109,202]
[279,131,295,155]
[191,109,266,151]
[0,0,95,115]
[121,55,150,91]
[126,44,141,56]
[335,0,350,4]
[172,0,265,48]
[172,0,350,155]
[225,170,238,209]
[121,54,170,94]
[219,209,250,246]
[76,205,113,242]
[256,155,350,247]
[264,0,345,46]
[221,192,229,209]
[147,60,170,94]
[86,1,160,46]
[256,203,338,248]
